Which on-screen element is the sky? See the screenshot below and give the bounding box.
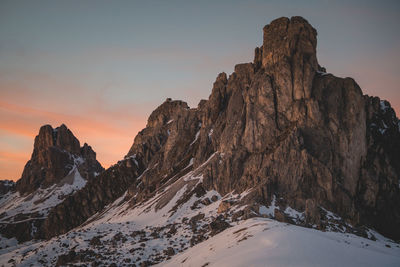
[1,0,399,181]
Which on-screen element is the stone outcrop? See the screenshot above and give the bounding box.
[37,16,400,241]
[16,124,103,195]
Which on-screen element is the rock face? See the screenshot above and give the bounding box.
[16,124,103,195]
[262,16,318,102]
[38,16,400,241]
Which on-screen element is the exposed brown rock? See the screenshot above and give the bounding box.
[262,16,318,103]
[16,124,103,195]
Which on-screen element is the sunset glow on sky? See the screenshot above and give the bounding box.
[1,0,399,181]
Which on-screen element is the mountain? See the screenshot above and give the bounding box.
[1,16,399,266]
[0,124,104,242]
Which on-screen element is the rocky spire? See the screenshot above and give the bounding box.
[16,124,103,195]
[262,16,318,102]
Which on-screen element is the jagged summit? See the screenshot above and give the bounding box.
[0,124,104,242]
[16,124,103,195]
[34,124,81,156]
[261,16,318,100]
[1,16,400,266]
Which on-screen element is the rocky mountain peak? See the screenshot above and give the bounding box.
[32,124,81,161]
[262,16,317,68]
[16,124,103,195]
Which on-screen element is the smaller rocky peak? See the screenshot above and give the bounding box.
[147,99,189,128]
[16,124,103,195]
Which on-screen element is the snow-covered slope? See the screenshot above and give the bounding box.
[1,165,399,266]
[161,218,400,267]
[0,167,87,223]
